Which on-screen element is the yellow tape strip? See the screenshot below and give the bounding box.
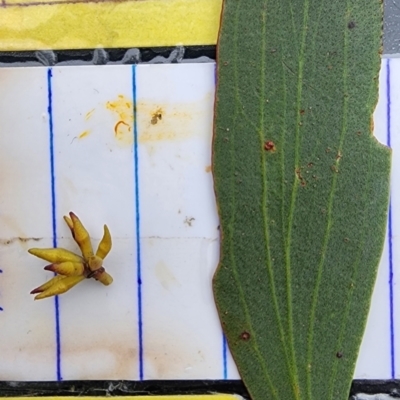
[0,0,222,51]
[5,397,237,400]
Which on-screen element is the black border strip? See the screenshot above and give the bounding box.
[0,381,249,398]
[0,380,400,398]
[0,46,216,66]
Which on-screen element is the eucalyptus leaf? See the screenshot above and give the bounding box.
[212,1,391,399]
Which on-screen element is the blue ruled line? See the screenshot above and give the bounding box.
[47,68,62,381]
[387,58,395,379]
[132,65,144,380]
[223,334,228,379]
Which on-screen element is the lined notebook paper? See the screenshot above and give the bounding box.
[0,59,397,381]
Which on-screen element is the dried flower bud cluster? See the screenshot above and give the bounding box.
[29,212,112,300]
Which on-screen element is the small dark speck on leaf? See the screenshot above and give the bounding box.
[344,237,349,243]
[307,162,314,168]
[348,21,356,29]
[300,109,305,115]
[223,61,229,66]
[241,331,251,341]
[336,351,343,358]
[357,131,362,136]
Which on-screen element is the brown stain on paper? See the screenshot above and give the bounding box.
[106,95,134,146]
[139,102,199,144]
[13,330,138,380]
[79,130,90,139]
[19,324,193,380]
[80,92,210,147]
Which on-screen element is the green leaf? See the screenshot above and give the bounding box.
[212,1,391,399]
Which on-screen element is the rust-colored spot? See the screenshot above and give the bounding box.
[240,331,251,341]
[151,108,163,125]
[336,151,342,160]
[370,117,374,132]
[78,130,90,139]
[264,140,276,152]
[205,165,212,173]
[356,131,362,136]
[331,165,339,173]
[307,162,314,168]
[300,109,305,115]
[296,168,306,187]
